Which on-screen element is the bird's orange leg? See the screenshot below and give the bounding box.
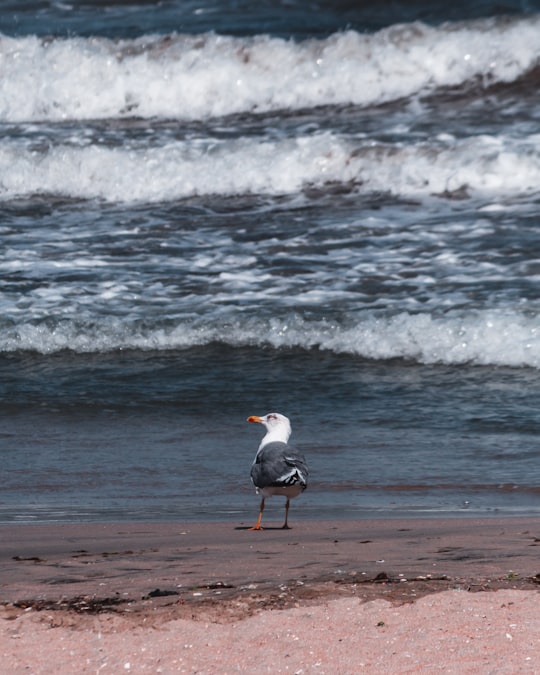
[249,497,265,530]
[282,498,291,529]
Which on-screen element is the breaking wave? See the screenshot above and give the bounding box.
[0,16,539,122]
[1,131,540,202]
[3,309,540,368]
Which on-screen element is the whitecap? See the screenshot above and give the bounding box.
[1,16,539,122]
[1,129,540,203]
[3,309,540,368]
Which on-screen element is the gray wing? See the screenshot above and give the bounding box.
[251,442,308,490]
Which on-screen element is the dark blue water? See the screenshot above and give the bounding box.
[3,1,538,38]
[2,1,540,524]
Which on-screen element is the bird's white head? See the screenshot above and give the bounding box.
[247,412,292,447]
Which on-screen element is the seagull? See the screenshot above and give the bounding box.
[247,412,308,530]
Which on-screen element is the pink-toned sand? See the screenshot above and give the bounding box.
[2,518,540,673]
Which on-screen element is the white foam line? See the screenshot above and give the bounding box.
[0,16,539,121]
[2,309,540,367]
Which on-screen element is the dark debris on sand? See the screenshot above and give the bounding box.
[4,571,540,624]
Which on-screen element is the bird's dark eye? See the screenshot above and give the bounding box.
[268,414,277,420]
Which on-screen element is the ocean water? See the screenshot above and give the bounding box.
[2,1,540,524]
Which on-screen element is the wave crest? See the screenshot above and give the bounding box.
[3,310,540,368]
[1,16,539,122]
[1,131,540,202]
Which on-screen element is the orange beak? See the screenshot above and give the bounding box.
[247,415,263,423]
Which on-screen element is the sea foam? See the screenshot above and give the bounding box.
[0,16,539,122]
[3,309,540,368]
[1,131,539,202]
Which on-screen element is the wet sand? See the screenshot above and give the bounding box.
[2,517,540,672]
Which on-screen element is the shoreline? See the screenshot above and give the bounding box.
[3,517,540,673]
[2,516,540,608]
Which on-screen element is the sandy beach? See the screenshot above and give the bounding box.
[2,517,540,673]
